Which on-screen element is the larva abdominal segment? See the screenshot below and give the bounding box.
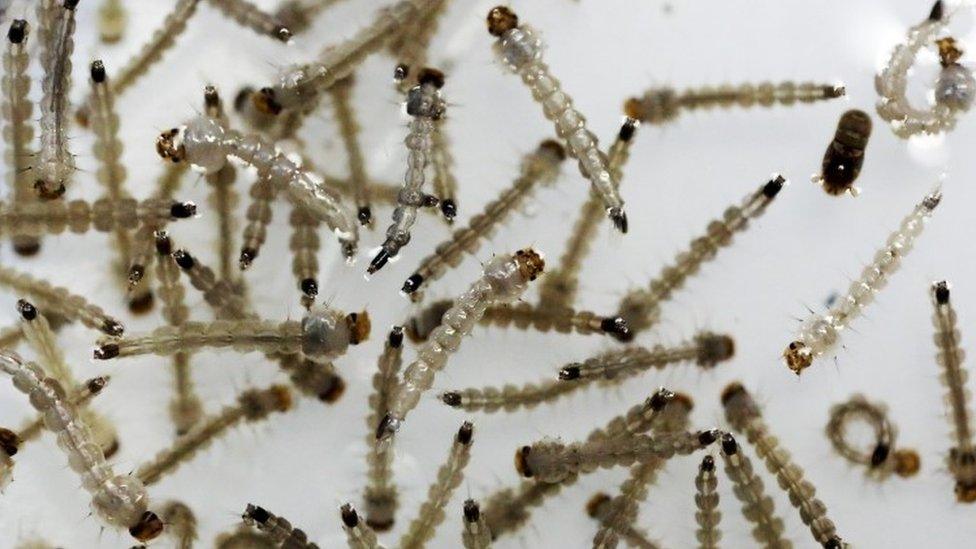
[240,173,277,270]
[329,75,373,226]
[825,394,920,480]
[3,19,40,256]
[591,461,661,549]
[364,327,404,531]
[431,115,459,222]
[718,434,791,549]
[586,492,659,549]
[289,205,322,307]
[202,85,241,286]
[0,266,125,336]
[695,455,721,549]
[0,197,195,238]
[479,302,630,339]
[242,504,320,548]
[172,247,250,319]
[461,499,492,549]
[207,0,292,42]
[341,503,383,549]
[17,376,110,445]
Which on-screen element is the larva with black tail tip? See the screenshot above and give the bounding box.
[825,394,920,480]
[0,198,196,238]
[718,433,791,549]
[202,85,241,286]
[480,302,630,339]
[0,266,125,336]
[289,205,322,308]
[695,455,722,549]
[586,493,659,549]
[170,248,249,319]
[487,6,627,233]
[430,117,459,223]
[364,327,404,531]
[461,499,492,549]
[3,19,40,256]
[160,501,197,549]
[207,0,292,42]
[376,249,544,441]
[0,350,163,542]
[239,174,277,271]
[340,503,382,549]
[329,75,373,226]
[242,504,319,548]
[618,175,785,337]
[440,379,579,414]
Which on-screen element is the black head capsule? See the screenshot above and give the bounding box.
[934,281,951,305]
[441,392,462,407]
[102,319,125,337]
[558,364,581,381]
[0,427,20,456]
[394,64,409,82]
[402,274,424,294]
[300,278,318,297]
[600,316,630,340]
[697,429,719,446]
[16,299,37,321]
[929,0,944,21]
[388,326,404,348]
[820,109,871,196]
[94,343,120,360]
[357,206,372,226]
[463,499,481,523]
[648,388,674,411]
[701,455,715,472]
[170,201,196,218]
[90,60,107,83]
[763,175,786,198]
[367,248,392,275]
[275,25,292,43]
[375,413,398,440]
[870,443,891,467]
[421,193,440,208]
[440,199,457,221]
[244,504,271,524]
[173,250,195,270]
[7,20,27,44]
[64,0,80,10]
[720,433,738,455]
[154,231,172,255]
[340,504,359,528]
[128,264,145,285]
[12,240,41,256]
[608,208,628,233]
[823,536,844,549]
[457,421,474,444]
[239,248,257,270]
[618,117,638,142]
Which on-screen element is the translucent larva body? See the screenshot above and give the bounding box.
[389,0,448,92]
[0,350,162,542]
[718,434,791,549]
[0,197,195,238]
[441,379,579,413]
[0,266,125,336]
[17,376,109,444]
[487,7,627,233]
[239,175,277,270]
[695,455,721,549]
[340,504,382,549]
[364,327,404,531]
[3,20,40,255]
[479,302,630,339]
[461,500,492,549]
[586,493,659,549]
[242,504,319,549]
[825,394,920,480]
[329,76,372,225]
[819,110,871,196]
[207,0,291,42]
[618,176,784,336]
[401,140,565,295]
[160,501,197,549]
[97,0,125,43]
[289,205,321,307]
[784,189,942,374]
[376,249,544,440]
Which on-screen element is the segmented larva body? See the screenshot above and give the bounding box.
[329,75,373,225]
[289,205,322,306]
[586,493,659,549]
[723,384,844,548]
[618,175,785,336]
[97,0,125,43]
[242,504,319,549]
[136,384,292,486]
[207,0,291,42]
[487,6,627,233]
[275,0,342,35]
[557,332,735,382]
[239,174,275,270]
[0,324,24,349]
[430,120,459,223]
[695,455,721,549]
[160,501,197,549]
[784,188,942,374]
[172,248,250,319]
[340,504,383,549]
[461,500,492,549]
[159,116,359,258]
[203,85,241,285]
[0,197,195,238]
[0,350,162,541]
[718,434,791,549]
[402,140,565,295]
[0,266,125,336]
[390,0,448,91]
[3,20,39,256]
[591,462,661,549]
[399,422,474,549]
[479,302,630,339]
[441,379,579,413]
[539,119,638,310]
[364,327,404,531]
[930,280,976,501]
[625,81,845,125]
[825,394,920,481]
[368,69,446,274]
[215,527,278,549]
[17,376,109,444]
[376,249,544,440]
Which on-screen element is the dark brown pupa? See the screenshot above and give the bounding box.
[820,109,872,196]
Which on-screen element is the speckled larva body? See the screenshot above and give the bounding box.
[0,197,195,238]
[719,434,791,549]
[479,302,629,339]
[3,20,39,255]
[242,504,319,548]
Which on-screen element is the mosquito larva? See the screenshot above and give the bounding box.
[390,0,448,92]
[586,493,659,549]
[440,379,578,413]
[718,434,791,549]
[817,110,871,197]
[3,20,40,256]
[172,248,250,319]
[624,81,845,125]
[590,461,662,549]
[16,376,110,444]
[364,327,404,531]
[207,0,291,42]
[284,354,347,404]
[97,0,125,43]
[158,116,359,259]
[242,504,319,548]
[479,302,630,339]
[289,205,322,307]
[0,350,162,541]
[617,175,785,336]
[487,6,628,233]
[934,36,976,112]
[930,280,976,501]
[695,455,721,549]
[274,0,344,35]
[0,426,19,491]
[340,503,383,549]
[329,75,373,226]
[401,140,565,294]
[239,174,277,270]
[136,384,292,486]
[376,249,544,440]
[399,422,475,549]
[430,118,459,223]
[160,501,197,549]
[215,527,277,549]
[825,394,920,480]
[203,85,241,286]
[461,499,492,549]
[368,68,447,274]
[0,323,25,349]
[0,266,125,335]
[784,188,942,374]
[0,197,196,238]
[723,383,844,548]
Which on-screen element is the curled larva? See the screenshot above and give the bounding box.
[825,394,920,480]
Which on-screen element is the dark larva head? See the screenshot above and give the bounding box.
[720,433,738,456]
[7,20,28,44]
[585,493,611,518]
[463,499,481,523]
[457,421,474,445]
[340,503,359,528]
[90,60,107,83]
[487,6,519,36]
[16,299,37,321]
[129,511,164,542]
[514,446,533,478]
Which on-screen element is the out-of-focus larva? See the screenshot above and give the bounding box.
[160,501,197,549]
[825,394,920,480]
[340,503,382,549]
[539,118,638,310]
[398,422,474,549]
[376,249,544,440]
[590,463,662,549]
[461,499,492,549]
[329,75,373,226]
[215,527,278,549]
[364,327,404,531]
[207,0,292,42]
[136,385,292,486]
[625,80,845,125]
[401,140,565,295]
[171,248,250,320]
[479,302,630,340]
[430,117,458,223]
[242,504,319,548]
[368,68,446,274]
[202,85,241,286]
[695,455,721,549]
[784,188,942,374]
[3,20,40,256]
[16,376,110,444]
[289,205,322,307]
[0,197,196,238]
[0,350,163,541]
[618,175,785,336]
[930,280,976,501]
[0,426,19,491]
[390,0,448,92]
[158,116,359,259]
[586,493,659,549]
[723,383,844,548]
[718,434,791,549]
[0,266,125,336]
[0,324,25,349]
[487,6,627,233]
[274,0,345,35]
[818,109,871,197]
[97,0,125,43]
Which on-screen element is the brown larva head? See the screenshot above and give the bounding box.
[696,333,735,366]
[514,249,545,282]
[156,128,185,162]
[720,382,746,407]
[417,67,446,89]
[12,239,41,256]
[514,446,533,477]
[86,376,110,394]
[0,427,20,456]
[538,139,567,162]
[623,97,645,120]
[128,291,155,315]
[320,376,346,404]
[129,511,164,542]
[783,341,813,375]
[253,87,282,115]
[937,36,964,67]
[102,437,121,460]
[269,385,293,412]
[893,449,921,478]
[585,493,611,518]
[487,6,518,37]
[956,481,976,503]
[346,311,371,345]
[670,392,695,413]
[34,180,66,200]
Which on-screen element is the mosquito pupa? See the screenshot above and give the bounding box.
[160,501,197,549]
[0,426,19,490]
[242,504,319,548]
[16,376,110,444]
[487,6,627,233]
[364,327,404,531]
[340,503,382,549]
[0,350,162,541]
[718,434,791,549]
[389,0,448,92]
[0,197,196,238]
[158,116,359,259]
[723,383,844,547]
[825,394,920,481]
[618,175,785,336]
[817,110,871,197]
[170,248,250,320]
[479,302,630,339]
[368,68,447,274]
[398,422,475,549]
[329,76,373,226]
[695,455,722,549]
[402,140,565,294]
[0,266,125,335]
[202,85,241,286]
[784,188,942,374]
[215,527,277,549]
[97,0,125,43]
[136,385,292,486]
[207,0,291,42]
[289,205,322,307]
[624,81,845,125]
[930,280,976,501]
[586,493,659,549]
[274,0,344,35]
[376,249,544,440]
[461,499,492,549]
[3,20,40,256]
[539,118,638,310]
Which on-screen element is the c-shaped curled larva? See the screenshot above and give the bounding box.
[0,350,163,542]
[825,394,920,480]
[487,6,627,233]
[157,115,359,259]
[375,249,544,441]
[242,504,320,548]
[3,19,40,256]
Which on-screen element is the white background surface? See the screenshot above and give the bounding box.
[0,0,975,547]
